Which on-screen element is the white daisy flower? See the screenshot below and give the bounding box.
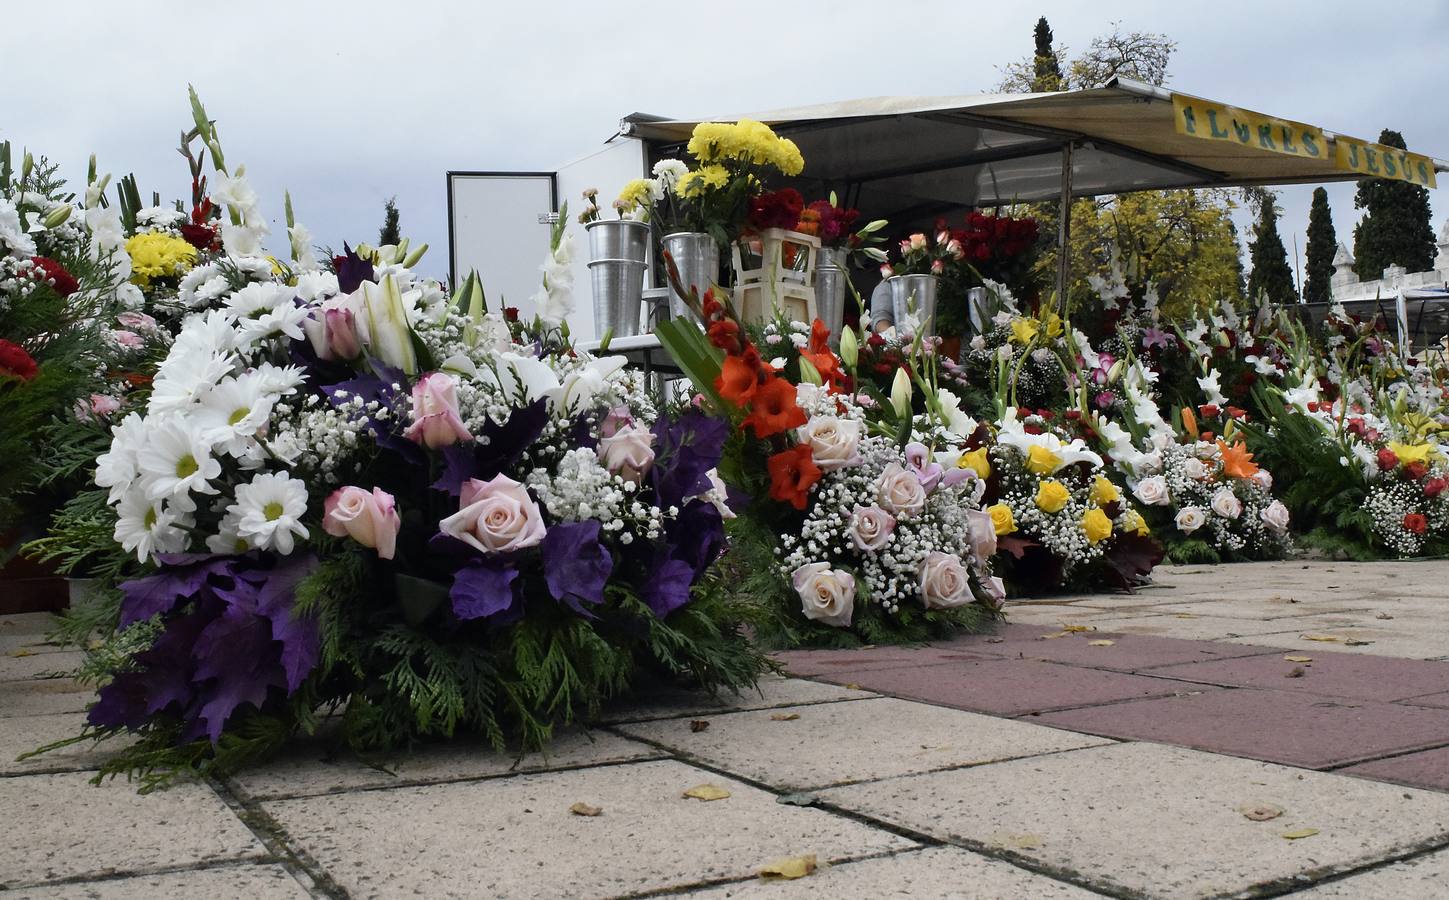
[229,471,310,555]
[114,491,192,562]
[136,415,222,499]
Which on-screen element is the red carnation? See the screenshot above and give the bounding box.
[1404,513,1428,535]
[1377,448,1400,471]
[1424,477,1446,499]
[0,339,39,381]
[747,189,805,231]
[29,257,78,297]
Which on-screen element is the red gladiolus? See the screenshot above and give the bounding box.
[1424,477,1446,499]
[28,257,78,297]
[715,355,762,407]
[1198,403,1220,419]
[1404,513,1428,535]
[766,444,820,510]
[742,377,807,439]
[1377,448,1400,471]
[0,339,39,381]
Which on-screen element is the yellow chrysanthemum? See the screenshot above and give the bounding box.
[677,164,732,198]
[1009,317,1039,346]
[686,120,804,176]
[1025,445,1061,475]
[1090,475,1121,506]
[958,447,991,479]
[1388,441,1435,467]
[988,503,1017,535]
[1035,479,1070,514]
[616,178,655,210]
[1081,508,1113,544]
[125,232,197,287]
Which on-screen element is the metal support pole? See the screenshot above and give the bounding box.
[1056,141,1075,316]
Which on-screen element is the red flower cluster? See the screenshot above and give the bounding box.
[181,194,220,251]
[1404,512,1429,535]
[0,339,39,381]
[747,188,805,232]
[807,200,860,246]
[28,256,78,297]
[946,212,1039,264]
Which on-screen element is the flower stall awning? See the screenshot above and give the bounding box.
[620,78,1449,223]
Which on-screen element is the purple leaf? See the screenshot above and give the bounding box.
[638,558,697,618]
[541,521,613,618]
[334,243,375,294]
[650,412,730,510]
[451,559,520,621]
[118,556,238,627]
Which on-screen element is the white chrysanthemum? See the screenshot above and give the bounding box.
[0,197,37,257]
[195,373,275,449]
[229,471,310,555]
[94,413,148,502]
[114,492,192,562]
[136,416,223,499]
[294,269,339,302]
[252,362,307,397]
[148,349,235,413]
[205,511,250,555]
[225,282,309,343]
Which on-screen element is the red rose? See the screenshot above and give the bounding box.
[503,307,519,323]
[1405,462,1429,482]
[1424,478,1446,499]
[1404,513,1428,535]
[0,339,38,381]
[28,257,79,297]
[1377,448,1400,471]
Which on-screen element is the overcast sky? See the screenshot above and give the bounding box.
[7,0,1447,289]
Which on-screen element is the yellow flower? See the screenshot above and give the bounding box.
[615,178,655,210]
[1121,509,1151,536]
[1081,507,1113,544]
[677,164,731,198]
[1388,441,1435,467]
[1025,445,1061,475]
[988,503,1017,535]
[1041,311,1064,340]
[958,447,991,479]
[1009,317,1039,345]
[1090,475,1121,506]
[1035,479,1070,514]
[125,232,197,287]
[686,120,804,176]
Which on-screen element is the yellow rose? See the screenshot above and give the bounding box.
[1090,475,1121,506]
[1388,441,1435,467]
[1025,445,1061,476]
[988,503,1017,535]
[1035,479,1070,514]
[1009,317,1039,346]
[1121,509,1150,536]
[1081,508,1113,544]
[959,447,991,479]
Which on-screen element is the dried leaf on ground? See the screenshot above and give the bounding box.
[758,854,818,880]
[1376,613,1395,620]
[689,720,710,733]
[1284,656,1313,663]
[1344,639,1374,646]
[770,713,800,721]
[683,784,732,802]
[1040,631,1071,640]
[985,637,1005,643]
[1239,803,1285,821]
[569,802,603,817]
[844,683,863,690]
[1282,828,1320,840]
[1174,613,1199,619]
[777,793,818,807]
[1301,634,1343,643]
[8,648,36,658]
[1088,639,1115,647]
[989,831,1044,850]
[1061,624,1096,633]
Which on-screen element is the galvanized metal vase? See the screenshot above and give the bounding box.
[585,219,649,338]
[815,246,849,345]
[890,273,939,336]
[661,231,720,320]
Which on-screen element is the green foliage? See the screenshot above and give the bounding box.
[379,196,401,247]
[1247,195,1298,305]
[1031,17,1063,92]
[1303,187,1336,304]
[1353,128,1436,280]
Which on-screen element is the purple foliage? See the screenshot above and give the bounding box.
[450,558,520,620]
[541,521,613,617]
[649,412,730,510]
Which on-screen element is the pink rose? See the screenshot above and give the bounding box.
[850,505,896,551]
[322,486,401,559]
[791,562,855,627]
[404,372,474,449]
[440,474,546,554]
[966,508,997,563]
[919,551,974,610]
[877,462,926,519]
[116,311,158,331]
[597,422,656,484]
[303,297,361,361]
[110,330,143,348]
[89,394,122,417]
[600,406,635,438]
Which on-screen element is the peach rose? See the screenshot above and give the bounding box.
[322,486,401,560]
[439,474,546,554]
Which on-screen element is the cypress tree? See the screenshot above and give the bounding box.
[1303,187,1336,303]
[1247,197,1298,304]
[1031,17,1062,92]
[1352,129,1435,280]
[379,197,401,246]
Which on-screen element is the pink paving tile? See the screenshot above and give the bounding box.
[1148,653,1449,702]
[1340,747,1449,792]
[946,629,1284,673]
[811,656,1207,716]
[1036,688,1449,769]
[772,645,995,678]
[1404,691,1449,709]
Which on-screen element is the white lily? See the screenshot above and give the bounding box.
[357,275,418,375]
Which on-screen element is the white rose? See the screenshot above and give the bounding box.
[1137,450,1164,476]
[798,416,863,471]
[1260,499,1290,533]
[795,382,825,410]
[1133,475,1171,506]
[439,475,547,554]
[1182,458,1208,480]
[1251,469,1273,490]
[596,422,656,485]
[792,562,855,627]
[849,505,897,551]
[1194,441,1218,460]
[919,551,974,610]
[1211,488,1243,520]
[876,463,927,519]
[1175,506,1206,533]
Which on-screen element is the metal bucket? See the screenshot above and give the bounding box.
[661,231,720,319]
[587,258,646,338]
[890,273,939,336]
[585,218,649,263]
[815,246,849,346]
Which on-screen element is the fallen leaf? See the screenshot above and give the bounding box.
[769,713,801,722]
[985,637,1005,644]
[1174,613,1199,619]
[776,793,818,807]
[758,854,817,880]
[844,683,863,691]
[1344,639,1374,647]
[1282,828,1320,840]
[1283,656,1313,663]
[1061,624,1096,633]
[989,831,1044,850]
[8,648,36,658]
[683,784,731,802]
[1040,631,1071,640]
[1301,634,1343,643]
[689,720,710,733]
[1088,639,1115,647]
[1376,613,1395,620]
[1286,667,1306,678]
[569,802,602,817]
[1239,803,1285,821]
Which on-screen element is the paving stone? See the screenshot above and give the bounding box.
[682,846,1100,898]
[263,758,915,899]
[773,645,993,678]
[231,726,665,801]
[1339,747,1449,792]
[948,630,1283,672]
[1035,687,1449,769]
[1131,600,1376,621]
[1403,690,1449,709]
[813,657,1209,716]
[0,650,83,683]
[0,678,93,719]
[615,697,1109,791]
[816,742,1449,900]
[1291,847,1449,897]
[1148,652,1449,702]
[15,863,312,898]
[0,773,265,888]
[0,712,128,775]
[0,613,60,637]
[1070,613,1310,642]
[1218,618,1449,660]
[592,675,874,724]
